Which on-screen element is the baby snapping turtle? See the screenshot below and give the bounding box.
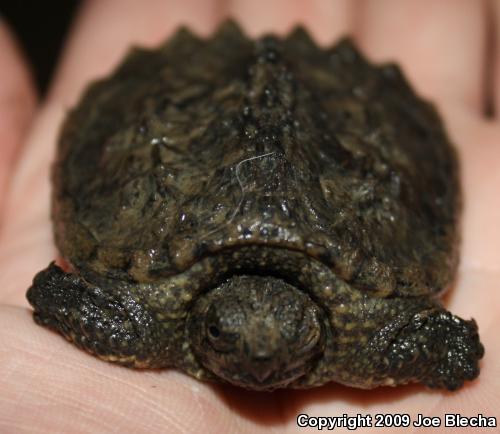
[27,21,484,391]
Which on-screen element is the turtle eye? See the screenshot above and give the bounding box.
[206,323,240,352]
[208,325,220,339]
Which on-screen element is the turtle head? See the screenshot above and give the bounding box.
[188,275,325,390]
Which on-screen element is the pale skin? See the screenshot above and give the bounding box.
[1,0,500,432]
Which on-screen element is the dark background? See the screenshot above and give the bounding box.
[2,1,81,94]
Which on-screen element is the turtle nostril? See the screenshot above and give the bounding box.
[252,350,273,362]
[243,346,277,382]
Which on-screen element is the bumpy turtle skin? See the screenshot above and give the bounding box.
[26,22,484,391]
[294,264,484,390]
[27,262,209,378]
[28,249,484,391]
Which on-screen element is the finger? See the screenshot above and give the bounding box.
[494,0,500,115]
[0,20,36,221]
[457,119,500,273]
[227,0,354,44]
[48,0,221,106]
[356,0,488,115]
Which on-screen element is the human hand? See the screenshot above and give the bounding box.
[1,1,499,432]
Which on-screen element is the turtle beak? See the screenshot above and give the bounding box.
[242,321,280,383]
[246,359,276,383]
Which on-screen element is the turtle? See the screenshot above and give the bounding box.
[27,21,484,391]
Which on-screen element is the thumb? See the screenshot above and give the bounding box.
[0,19,37,224]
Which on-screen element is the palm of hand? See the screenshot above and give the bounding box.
[1,1,499,433]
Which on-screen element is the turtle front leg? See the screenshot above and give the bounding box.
[301,293,484,391]
[329,297,484,390]
[26,262,170,368]
[381,308,484,390]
